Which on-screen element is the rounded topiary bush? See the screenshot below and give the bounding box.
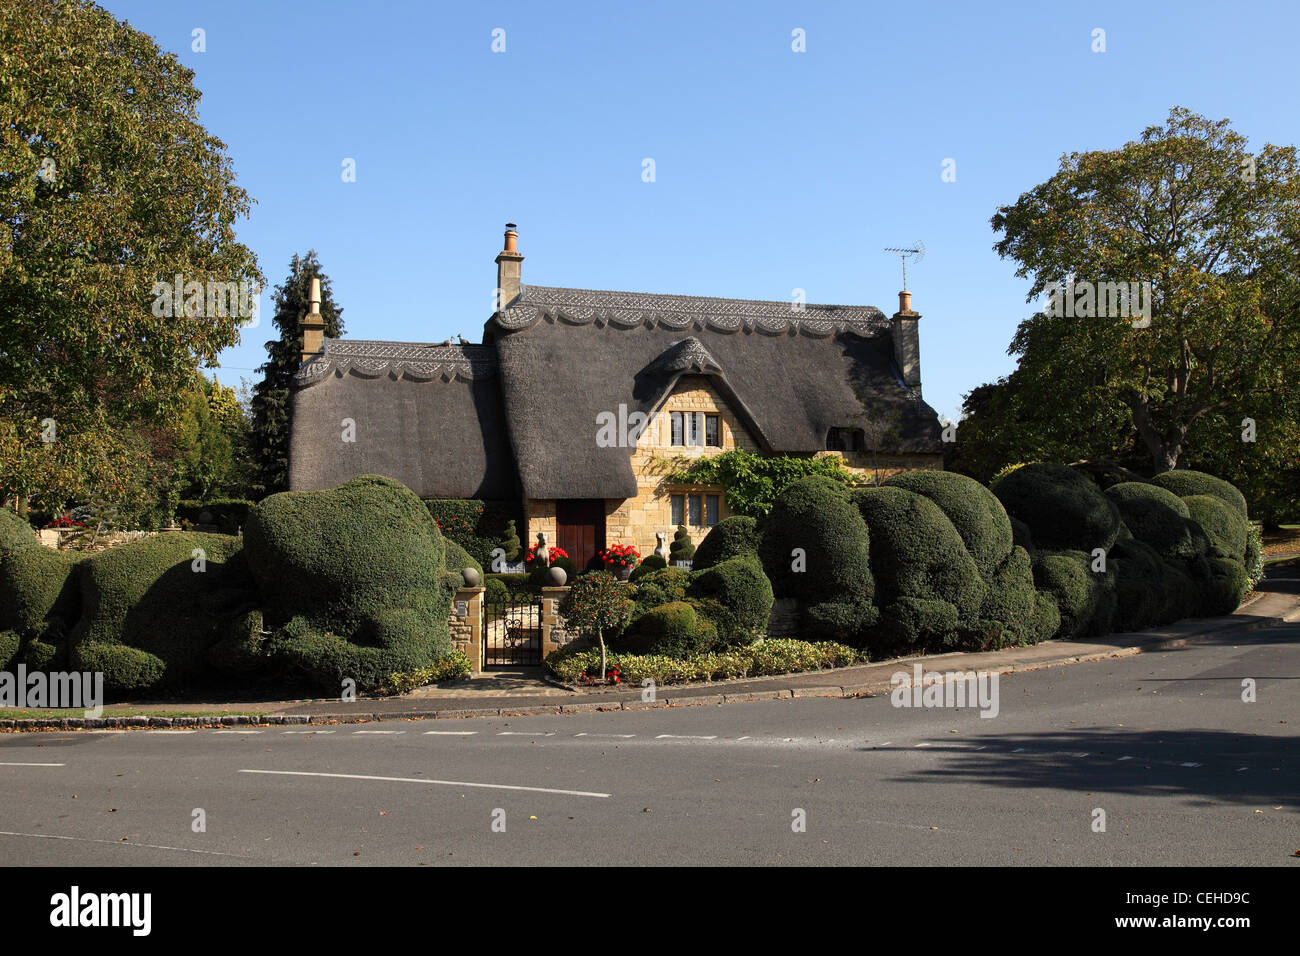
[759,476,872,604]
[884,470,1013,581]
[630,566,691,617]
[244,475,455,692]
[612,600,716,658]
[669,524,695,562]
[1151,470,1248,518]
[850,486,984,626]
[1104,482,1199,561]
[1032,549,1116,640]
[0,546,80,635]
[1110,537,1165,632]
[993,463,1120,553]
[876,597,960,650]
[1183,494,1248,562]
[801,598,880,646]
[628,554,667,582]
[692,516,760,571]
[69,532,253,691]
[1202,556,1249,616]
[686,555,774,645]
[0,509,40,557]
[978,546,1037,635]
[1027,590,1062,643]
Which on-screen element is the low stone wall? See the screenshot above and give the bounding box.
[765,598,800,639]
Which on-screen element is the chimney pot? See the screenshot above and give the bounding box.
[309,277,322,314]
[495,222,524,309]
[898,290,913,314]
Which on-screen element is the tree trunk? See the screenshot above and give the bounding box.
[598,629,607,681]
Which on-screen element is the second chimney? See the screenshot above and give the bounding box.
[300,276,325,363]
[495,222,524,310]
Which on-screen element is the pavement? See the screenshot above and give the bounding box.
[4,565,1299,732]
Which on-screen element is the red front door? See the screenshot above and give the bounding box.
[556,499,606,573]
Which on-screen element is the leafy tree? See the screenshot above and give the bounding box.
[170,374,251,501]
[248,252,344,497]
[990,107,1300,473]
[558,571,633,681]
[0,0,261,514]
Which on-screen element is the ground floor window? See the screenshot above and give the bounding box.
[671,491,720,528]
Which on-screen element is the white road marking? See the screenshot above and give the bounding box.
[655,734,716,740]
[735,736,750,741]
[1180,762,1202,768]
[238,768,610,798]
[915,742,932,748]
[147,729,197,734]
[497,731,555,736]
[1118,756,1133,761]
[1012,748,1026,753]
[214,730,262,734]
[879,741,892,747]
[1236,767,1249,772]
[0,830,247,858]
[423,731,476,736]
[353,730,405,735]
[0,761,65,767]
[283,730,335,735]
[573,733,635,738]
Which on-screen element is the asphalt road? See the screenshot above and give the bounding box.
[1,624,1297,866]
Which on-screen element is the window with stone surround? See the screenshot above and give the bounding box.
[669,411,720,448]
[670,491,720,529]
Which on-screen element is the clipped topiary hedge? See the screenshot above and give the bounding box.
[68,532,254,691]
[1151,470,1248,518]
[759,476,873,604]
[1105,482,1198,561]
[692,516,760,571]
[245,475,455,692]
[628,554,667,582]
[884,470,1013,581]
[1110,537,1165,632]
[978,546,1038,638]
[442,537,484,579]
[1032,549,1116,640]
[0,509,40,557]
[994,463,1120,553]
[686,555,774,645]
[1182,494,1248,562]
[612,600,717,658]
[851,485,984,629]
[422,498,519,569]
[0,546,80,636]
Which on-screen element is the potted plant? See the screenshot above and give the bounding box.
[525,543,570,568]
[598,543,641,580]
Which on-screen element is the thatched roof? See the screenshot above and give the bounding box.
[491,285,942,500]
[288,339,519,499]
[289,285,942,502]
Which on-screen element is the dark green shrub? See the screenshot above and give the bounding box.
[994,463,1120,553]
[1027,591,1061,643]
[0,546,80,634]
[801,598,880,646]
[885,471,1013,581]
[206,608,271,675]
[686,555,774,645]
[558,570,634,678]
[487,572,533,597]
[0,509,39,556]
[1157,560,1199,625]
[1105,482,1198,560]
[1110,537,1165,632]
[1151,470,1248,518]
[629,567,691,621]
[851,486,983,625]
[423,498,518,569]
[628,554,667,582]
[759,476,873,604]
[0,629,20,669]
[245,475,454,692]
[1183,494,1248,562]
[1202,557,1248,615]
[69,532,253,691]
[1032,549,1116,640]
[978,546,1037,634]
[443,537,484,579]
[612,601,716,658]
[1245,523,1265,591]
[484,576,510,606]
[693,516,760,571]
[669,524,695,561]
[877,597,960,649]
[1009,516,1036,556]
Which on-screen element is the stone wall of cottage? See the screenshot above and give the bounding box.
[523,375,942,559]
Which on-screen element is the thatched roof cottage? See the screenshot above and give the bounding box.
[288,225,943,570]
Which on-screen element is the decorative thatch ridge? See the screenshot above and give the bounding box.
[295,339,497,385]
[645,337,723,376]
[494,285,889,337]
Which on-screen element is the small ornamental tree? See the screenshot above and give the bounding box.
[559,571,633,681]
[500,520,522,562]
[670,524,695,562]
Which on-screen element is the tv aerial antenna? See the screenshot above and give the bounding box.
[884,241,926,290]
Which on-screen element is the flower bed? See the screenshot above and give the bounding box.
[545,638,862,686]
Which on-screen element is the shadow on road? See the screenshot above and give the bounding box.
[870,728,1298,809]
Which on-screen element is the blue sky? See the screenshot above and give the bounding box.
[106,0,1300,422]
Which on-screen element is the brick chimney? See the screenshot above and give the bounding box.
[891,289,921,391]
[300,277,324,363]
[495,222,524,310]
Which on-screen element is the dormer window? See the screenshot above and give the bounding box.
[671,412,721,447]
[826,427,865,452]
